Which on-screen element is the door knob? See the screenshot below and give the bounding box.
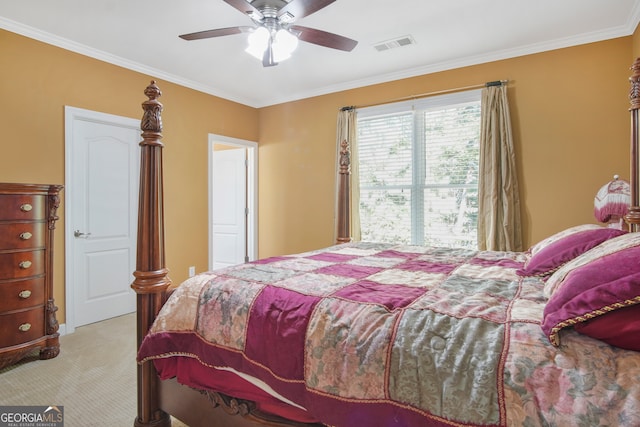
[74,230,92,238]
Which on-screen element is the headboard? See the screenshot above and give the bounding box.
[626,57,640,231]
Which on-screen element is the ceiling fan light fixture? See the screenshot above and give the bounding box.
[272,29,298,62]
[182,0,357,66]
[246,26,271,60]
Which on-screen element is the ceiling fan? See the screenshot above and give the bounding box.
[179,0,358,67]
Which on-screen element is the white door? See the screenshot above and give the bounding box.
[212,148,247,270]
[65,107,139,331]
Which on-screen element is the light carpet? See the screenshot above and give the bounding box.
[0,313,188,427]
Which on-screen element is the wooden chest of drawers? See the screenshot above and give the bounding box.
[0,183,62,369]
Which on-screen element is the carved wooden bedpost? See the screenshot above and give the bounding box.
[132,81,172,427]
[336,139,352,243]
[626,58,640,232]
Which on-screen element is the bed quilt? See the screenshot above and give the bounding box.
[138,242,640,427]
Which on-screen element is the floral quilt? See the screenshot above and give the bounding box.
[138,242,640,426]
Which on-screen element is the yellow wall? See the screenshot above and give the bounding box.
[259,37,633,256]
[1,28,637,325]
[634,23,640,58]
[0,29,259,323]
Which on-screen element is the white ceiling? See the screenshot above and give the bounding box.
[2,0,640,108]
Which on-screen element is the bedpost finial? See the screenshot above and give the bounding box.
[629,58,640,111]
[141,81,163,135]
[339,139,351,174]
[144,80,162,101]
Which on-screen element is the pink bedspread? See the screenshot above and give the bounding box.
[138,242,640,426]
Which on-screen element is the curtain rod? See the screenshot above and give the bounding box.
[341,79,508,111]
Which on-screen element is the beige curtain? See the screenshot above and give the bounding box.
[477,84,523,251]
[335,108,360,242]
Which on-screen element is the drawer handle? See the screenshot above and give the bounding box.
[20,232,33,240]
[19,260,32,269]
[19,290,32,299]
[20,203,33,212]
[19,323,32,332]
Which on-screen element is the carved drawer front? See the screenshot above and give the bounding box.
[0,308,44,348]
[0,278,45,312]
[0,195,45,220]
[0,250,45,280]
[0,223,45,250]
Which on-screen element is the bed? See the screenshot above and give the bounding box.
[132,60,640,427]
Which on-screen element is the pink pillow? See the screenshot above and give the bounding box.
[541,233,640,350]
[574,304,640,351]
[517,227,625,278]
[528,224,603,256]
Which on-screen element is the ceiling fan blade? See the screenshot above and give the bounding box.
[179,26,253,41]
[278,0,336,21]
[290,25,357,51]
[223,0,264,20]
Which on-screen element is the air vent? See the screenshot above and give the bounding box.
[374,35,416,52]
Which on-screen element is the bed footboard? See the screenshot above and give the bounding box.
[159,378,323,427]
[131,82,322,427]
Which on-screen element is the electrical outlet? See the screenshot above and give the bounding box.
[188,266,196,277]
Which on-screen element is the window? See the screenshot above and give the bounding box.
[357,90,481,249]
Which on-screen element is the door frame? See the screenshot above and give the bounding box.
[208,134,258,268]
[64,106,140,334]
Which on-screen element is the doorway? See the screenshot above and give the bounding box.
[209,134,258,270]
[64,107,140,333]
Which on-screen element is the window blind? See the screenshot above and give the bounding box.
[357,90,481,248]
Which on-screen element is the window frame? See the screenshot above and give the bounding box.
[356,89,482,247]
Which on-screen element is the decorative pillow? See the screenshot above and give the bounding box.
[528,224,604,256]
[541,232,640,350]
[517,226,625,278]
[573,304,640,351]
